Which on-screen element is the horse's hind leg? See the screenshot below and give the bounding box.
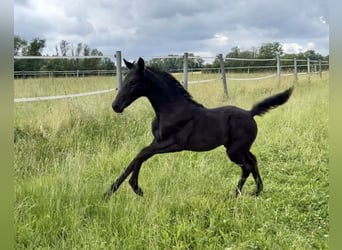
[226,147,251,196]
[247,151,263,196]
[236,165,251,196]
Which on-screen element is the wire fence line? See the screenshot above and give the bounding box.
[13,55,114,60]
[14,54,329,78]
[14,79,220,103]
[13,63,325,78]
[14,88,117,103]
[14,51,329,102]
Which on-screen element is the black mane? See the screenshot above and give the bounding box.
[147,67,204,108]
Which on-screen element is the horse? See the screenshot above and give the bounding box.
[104,57,293,199]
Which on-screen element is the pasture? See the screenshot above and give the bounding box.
[14,72,328,249]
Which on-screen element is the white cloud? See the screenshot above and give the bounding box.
[319,16,327,25]
[212,33,229,47]
[282,43,304,54]
[307,42,316,50]
[282,42,318,54]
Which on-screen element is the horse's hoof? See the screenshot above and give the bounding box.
[235,188,242,197]
[103,190,113,200]
[134,187,144,197]
[251,190,261,196]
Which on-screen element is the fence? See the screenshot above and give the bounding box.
[114,51,328,99]
[14,51,329,102]
[14,69,117,78]
[14,54,116,78]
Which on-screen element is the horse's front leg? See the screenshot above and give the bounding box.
[104,137,182,199]
[103,158,137,199]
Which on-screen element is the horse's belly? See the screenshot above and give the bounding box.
[184,133,223,151]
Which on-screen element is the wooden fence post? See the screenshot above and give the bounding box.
[293,57,298,85]
[219,53,228,99]
[276,52,281,86]
[307,57,311,83]
[183,52,188,90]
[319,59,322,79]
[115,51,123,92]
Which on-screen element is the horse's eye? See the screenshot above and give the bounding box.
[130,81,137,86]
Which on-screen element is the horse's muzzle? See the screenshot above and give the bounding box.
[112,102,123,113]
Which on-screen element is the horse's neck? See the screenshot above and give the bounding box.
[146,81,187,115]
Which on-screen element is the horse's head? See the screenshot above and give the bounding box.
[112,57,147,113]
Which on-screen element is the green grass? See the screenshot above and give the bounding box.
[14,72,328,249]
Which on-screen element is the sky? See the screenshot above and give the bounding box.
[14,0,329,61]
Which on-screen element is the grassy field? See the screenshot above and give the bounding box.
[14,72,329,249]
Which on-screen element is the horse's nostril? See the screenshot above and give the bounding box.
[112,103,118,111]
[112,102,123,113]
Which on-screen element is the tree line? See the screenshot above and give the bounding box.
[214,42,329,72]
[14,35,115,73]
[148,54,204,72]
[14,36,328,74]
[148,42,328,73]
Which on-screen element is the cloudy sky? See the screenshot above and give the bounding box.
[14,0,329,60]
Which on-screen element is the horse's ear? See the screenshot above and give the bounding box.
[123,58,133,69]
[137,57,145,72]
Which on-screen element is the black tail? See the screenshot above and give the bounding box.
[250,87,294,117]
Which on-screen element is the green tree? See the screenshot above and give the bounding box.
[148,55,182,72]
[227,46,240,58]
[82,48,102,70]
[224,47,258,72]
[304,50,324,60]
[148,54,204,72]
[20,37,46,71]
[59,40,70,56]
[259,42,283,58]
[23,38,46,56]
[14,35,28,71]
[188,53,204,69]
[14,35,27,56]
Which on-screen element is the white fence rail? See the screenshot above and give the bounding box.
[14,88,116,103]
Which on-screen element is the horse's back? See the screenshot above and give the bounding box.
[180,105,256,151]
[207,105,257,143]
